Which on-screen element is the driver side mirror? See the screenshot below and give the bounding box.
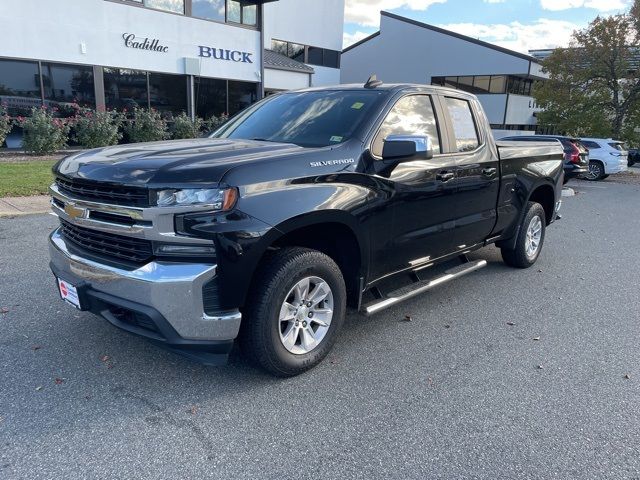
[382,135,434,162]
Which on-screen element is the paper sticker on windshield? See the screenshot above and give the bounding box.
[351,102,365,110]
[330,136,343,143]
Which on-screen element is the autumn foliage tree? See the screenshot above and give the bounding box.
[534,0,640,144]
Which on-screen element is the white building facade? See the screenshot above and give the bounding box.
[0,0,343,121]
[341,11,546,134]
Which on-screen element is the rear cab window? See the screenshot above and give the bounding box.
[444,97,480,152]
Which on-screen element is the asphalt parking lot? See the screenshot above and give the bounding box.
[1,176,639,479]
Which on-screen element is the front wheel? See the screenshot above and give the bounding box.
[240,247,346,377]
[501,202,546,268]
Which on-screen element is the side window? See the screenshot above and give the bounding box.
[582,141,600,149]
[371,95,441,157]
[444,97,480,152]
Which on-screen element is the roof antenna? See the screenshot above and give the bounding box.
[364,74,383,89]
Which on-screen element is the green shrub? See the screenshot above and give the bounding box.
[0,105,11,147]
[171,113,204,139]
[74,110,123,149]
[207,113,229,132]
[19,107,70,155]
[124,108,169,143]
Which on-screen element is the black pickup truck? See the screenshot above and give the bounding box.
[49,83,564,376]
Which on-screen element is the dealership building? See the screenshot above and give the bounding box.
[0,0,344,123]
[341,11,547,134]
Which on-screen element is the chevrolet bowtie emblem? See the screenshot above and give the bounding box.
[64,203,86,220]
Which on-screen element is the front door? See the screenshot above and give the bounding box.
[368,94,459,278]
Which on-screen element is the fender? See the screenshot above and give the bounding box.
[210,179,381,310]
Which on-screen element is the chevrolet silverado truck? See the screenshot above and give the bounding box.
[49,82,564,376]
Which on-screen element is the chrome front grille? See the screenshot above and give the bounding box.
[59,219,154,265]
[55,177,150,207]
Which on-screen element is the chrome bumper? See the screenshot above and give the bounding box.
[49,228,242,342]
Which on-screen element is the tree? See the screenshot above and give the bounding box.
[534,2,640,144]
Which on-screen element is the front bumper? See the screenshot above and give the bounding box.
[49,228,242,364]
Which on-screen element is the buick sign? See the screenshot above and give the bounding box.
[198,46,253,63]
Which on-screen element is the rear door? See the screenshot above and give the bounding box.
[440,95,500,249]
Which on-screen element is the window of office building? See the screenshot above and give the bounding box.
[489,75,506,93]
[226,0,256,25]
[473,76,490,92]
[192,0,225,22]
[0,59,42,116]
[242,3,257,25]
[41,62,95,113]
[144,0,184,14]
[195,77,227,119]
[228,80,257,115]
[149,72,188,115]
[103,68,149,111]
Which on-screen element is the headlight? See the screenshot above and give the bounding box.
[156,188,238,209]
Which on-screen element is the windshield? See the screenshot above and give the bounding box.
[212,90,388,148]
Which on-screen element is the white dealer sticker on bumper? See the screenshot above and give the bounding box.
[58,278,81,309]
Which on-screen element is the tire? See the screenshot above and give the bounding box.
[501,202,546,269]
[239,247,346,377]
[586,160,605,181]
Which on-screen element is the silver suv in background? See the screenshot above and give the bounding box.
[580,138,629,181]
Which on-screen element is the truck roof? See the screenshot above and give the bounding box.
[291,83,467,96]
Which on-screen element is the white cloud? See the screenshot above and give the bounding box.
[344,0,447,27]
[343,30,373,48]
[540,0,631,11]
[437,19,580,53]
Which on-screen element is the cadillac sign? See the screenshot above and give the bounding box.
[122,33,169,53]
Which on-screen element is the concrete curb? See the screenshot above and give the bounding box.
[0,196,51,217]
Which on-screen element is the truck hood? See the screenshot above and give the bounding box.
[55,138,307,187]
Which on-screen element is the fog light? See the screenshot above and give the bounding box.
[154,244,216,257]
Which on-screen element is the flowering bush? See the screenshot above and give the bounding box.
[207,113,229,132]
[171,113,204,139]
[0,104,11,147]
[19,107,70,154]
[123,108,169,143]
[74,110,123,148]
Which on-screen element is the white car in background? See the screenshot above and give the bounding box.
[580,138,628,181]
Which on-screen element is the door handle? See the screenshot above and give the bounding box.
[436,171,455,182]
[482,167,497,177]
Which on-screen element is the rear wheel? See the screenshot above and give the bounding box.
[501,202,546,268]
[240,247,346,377]
[586,160,605,181]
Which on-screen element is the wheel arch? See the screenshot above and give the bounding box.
[257,211,368,308]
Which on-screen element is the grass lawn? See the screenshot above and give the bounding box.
[0,161,57,197]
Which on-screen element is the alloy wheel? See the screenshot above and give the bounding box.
[525,215,543,259]
[278,276,334,355]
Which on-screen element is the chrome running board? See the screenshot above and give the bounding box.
[363,259,487,316]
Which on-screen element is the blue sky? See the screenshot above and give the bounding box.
[343,0,634,52]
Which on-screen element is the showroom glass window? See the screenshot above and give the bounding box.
[41,63,95,114]
[149,72,188,115]
[195,77,227,119]
[192,0,225,22]
[0,59,42,116]
[103,68,149,111]
[228,81,257,115]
